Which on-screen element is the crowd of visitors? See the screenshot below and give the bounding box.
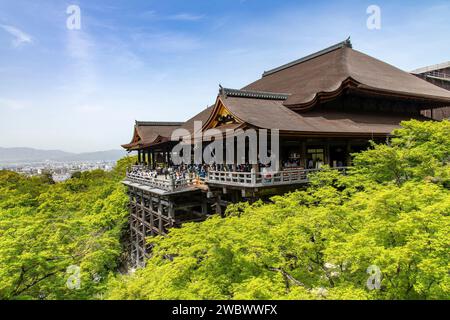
[129,158,344,184]
[129,162,256,182]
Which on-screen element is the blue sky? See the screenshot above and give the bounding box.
[0,0,449,152]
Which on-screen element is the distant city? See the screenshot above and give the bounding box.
[0,147,130,182]
[1,160,117,182]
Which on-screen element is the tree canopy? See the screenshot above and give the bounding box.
[107,120,449,300]
[0,157,134,299]
[1,120,449,300]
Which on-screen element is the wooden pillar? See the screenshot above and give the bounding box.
[168,202,175,224]
[346,141,352,166]
[301,140,306,168]
[151,151,155,169]
[201,199,207,215]
[149,194,155,236]
[141,190,146,259]
[215,195,222,217]
[157,198,163,234]
[165,147,170,166]
[325,140,330,166]
[128,191,136,267]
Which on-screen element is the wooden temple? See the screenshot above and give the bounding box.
[122,39,450,267]
[412,61,450,120]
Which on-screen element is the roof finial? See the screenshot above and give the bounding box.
[219,84,226,97]
[344,36,352,48]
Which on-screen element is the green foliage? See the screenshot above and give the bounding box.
[2,120,449,301]
[107,121,449,300]
[352,120,450,186]
[0,157,135,300]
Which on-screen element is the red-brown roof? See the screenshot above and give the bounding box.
[122,121,184,150]
[122,39,450,148]
[220,95,429,136]
[243,41,450,110]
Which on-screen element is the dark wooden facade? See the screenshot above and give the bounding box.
[412,62,450,120]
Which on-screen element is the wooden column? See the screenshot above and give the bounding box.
[201,199,207,215]
[149,194,154,236]
[325,140,330,166]
[151,151,155,169]
[215,195,222,217]
[141,189,146,260]
[168,202,175,220]
[346,141,352,166]
[301,140,306,168]
[128,192,136,267]
[165,147,170,166]
[157,198,163,234]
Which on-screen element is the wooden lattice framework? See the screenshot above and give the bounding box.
[127,185,208,267]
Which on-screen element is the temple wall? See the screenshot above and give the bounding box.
[415,67,450,120]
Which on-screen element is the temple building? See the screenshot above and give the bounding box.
[122,39,450,267]
[411,61,450,120]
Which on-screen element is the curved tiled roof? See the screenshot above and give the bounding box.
[220,95,429,136]
[122,122,184,150]
[243,42,450,110]
[122,39,450,148]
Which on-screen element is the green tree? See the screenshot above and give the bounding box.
[107,121,449,300]
[0,157,135,299]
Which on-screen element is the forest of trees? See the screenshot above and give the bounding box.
[0,157,133,299]
[0,120,449,300]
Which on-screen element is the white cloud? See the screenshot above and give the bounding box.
[139,11,204,21]
[75,104,105,114]
[64,30,97,97]
[0,24,33,47]
[132,32,203,52]
[167,13,204,21]
[140,10,157,19]
[0,98,29,110]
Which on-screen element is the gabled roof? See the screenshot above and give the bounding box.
[122,121,183,150]
[243,40,450,110]
[122,39,450,149]
[220,86,290,100]
[217,93,429,136]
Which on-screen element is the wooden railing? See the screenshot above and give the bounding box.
[126,169,197,192]
[126,166,348,190]
[206,167,348,187]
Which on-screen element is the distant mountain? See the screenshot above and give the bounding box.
[0,147,127,164]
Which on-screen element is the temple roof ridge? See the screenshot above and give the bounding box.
[219,86,290,100]
[135,121,184,126]
[262,37,352,77]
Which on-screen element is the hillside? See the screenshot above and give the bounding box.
[0,120,448,300]
[0,147,127,164]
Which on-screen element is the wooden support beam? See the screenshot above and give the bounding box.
[158,198,163,234]
[215,195,223,217]
[201,199,207,215]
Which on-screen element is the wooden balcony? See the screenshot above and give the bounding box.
[125,167,199,193]
[205,168,321,188]
[126,166,348,191]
